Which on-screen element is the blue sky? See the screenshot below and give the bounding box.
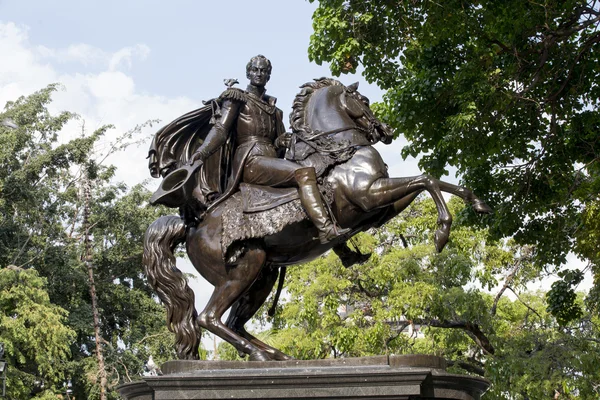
[2,0,373,98]
[1,0,421,188]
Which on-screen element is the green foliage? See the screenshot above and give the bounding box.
[546,269,585,325]
[1,87,176,398]
[487,292,600,399]
[246,197,600,398]
[0,267,75,399]
[309,0,600,315]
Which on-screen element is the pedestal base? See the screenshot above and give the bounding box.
[118,355,489,399]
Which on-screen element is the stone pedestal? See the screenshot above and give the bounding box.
[118,355,489,400]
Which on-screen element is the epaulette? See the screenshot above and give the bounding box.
[264,94,277,106]
[218,88,247,103]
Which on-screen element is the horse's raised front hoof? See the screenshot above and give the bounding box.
[249,350,271,362]
[472,199,493,214]
[434,228,450,253]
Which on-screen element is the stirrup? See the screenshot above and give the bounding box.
[318,224,351,244]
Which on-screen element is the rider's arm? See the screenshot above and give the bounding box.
[190,99,240,163]
[274,108,291,157]
[275,108,286,137]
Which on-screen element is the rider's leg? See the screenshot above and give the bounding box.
[294,167,349,243]
[243,156,347,244]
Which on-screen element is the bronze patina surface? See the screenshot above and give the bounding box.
[143,56,492,361]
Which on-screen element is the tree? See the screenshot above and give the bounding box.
[0,267,75,399]
[308,0,600,318]
[1,86,178,398]
[223,197,599,398]
[78,182,180,397]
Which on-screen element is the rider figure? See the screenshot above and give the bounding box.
[189,55,346,244]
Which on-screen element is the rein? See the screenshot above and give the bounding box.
[303,125,366,141]
[288,119,379,157]
[286,128,360,159]
[287,83,390,158]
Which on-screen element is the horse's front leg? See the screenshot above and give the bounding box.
[351,175,452,252]
[226,266,294,361]
[436,181,492,214]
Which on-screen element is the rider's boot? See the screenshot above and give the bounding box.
[295,167,350,244]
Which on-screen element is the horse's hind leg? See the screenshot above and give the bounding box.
[226,266,294,361]
[197,242,271,361]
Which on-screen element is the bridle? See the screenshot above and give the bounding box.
[285,86,391,157]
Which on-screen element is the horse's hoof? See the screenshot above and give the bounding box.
[249,350,271,362]
[274,352,295,361]
[434,228,449,253]
[473,199,493,214]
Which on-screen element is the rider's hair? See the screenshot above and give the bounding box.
[246,54,272,75]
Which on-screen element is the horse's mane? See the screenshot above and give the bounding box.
[289,77,344,133]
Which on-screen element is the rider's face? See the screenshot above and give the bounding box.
[247,59,271,87]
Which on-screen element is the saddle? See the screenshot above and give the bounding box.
[221,189,306,263]
[239,183,299,213]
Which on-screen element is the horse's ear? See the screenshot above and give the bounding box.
[347,82,359,92]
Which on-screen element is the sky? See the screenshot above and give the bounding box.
[1,0,590,351]
[0,0,423,188]
[0,0,425,317]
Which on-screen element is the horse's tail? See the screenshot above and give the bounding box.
[143,215,201,360]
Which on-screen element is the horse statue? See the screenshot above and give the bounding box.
[143,78,492,361]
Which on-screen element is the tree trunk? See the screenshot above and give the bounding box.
[83,177,107,400]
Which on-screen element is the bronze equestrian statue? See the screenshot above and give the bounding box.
[143,55,492,361]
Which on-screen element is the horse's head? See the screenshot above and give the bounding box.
[340,81,394,144]
[290,78,394,145]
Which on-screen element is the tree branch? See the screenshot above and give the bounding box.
[414,318,495,355]
[507,287,545,324]
[11,230,35,266]
[491,259,523,316]
[399,234,409,249]
[135,332,171,346]
[446,359,486,376]
[545,33,600,102]
[117,359,132,383]
[356,279,382,298]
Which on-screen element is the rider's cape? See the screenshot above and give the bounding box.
[147,87,284,209]
[147,97,231,206]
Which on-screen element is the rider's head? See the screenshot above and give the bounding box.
[246,55,272,87]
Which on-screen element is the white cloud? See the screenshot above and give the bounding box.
[108,44,150,71]
[0,22,196,187]
[66,43,108,65]
[0,22,58,101]
[31,37,150,72]
[87,71,135,99]
[34,43,107,66]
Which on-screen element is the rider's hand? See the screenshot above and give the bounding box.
[275,133,292,150]
[188,151,205,166]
